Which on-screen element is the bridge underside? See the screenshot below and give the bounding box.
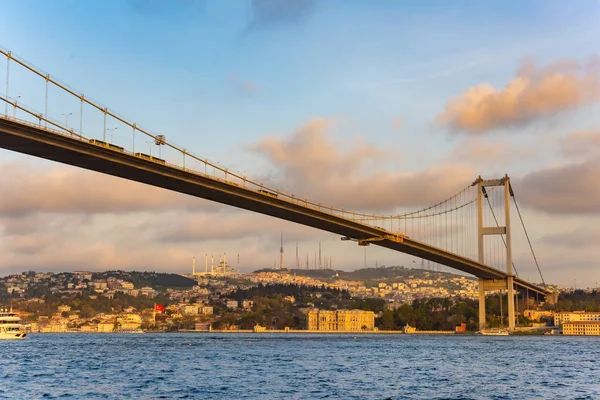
[0,118,550,297]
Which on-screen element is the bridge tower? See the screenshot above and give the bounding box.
[477,175,515,331]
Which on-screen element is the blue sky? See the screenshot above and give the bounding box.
[1,1,600,286]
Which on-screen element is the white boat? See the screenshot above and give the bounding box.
[476,329,509,336]
[0,307,27,340]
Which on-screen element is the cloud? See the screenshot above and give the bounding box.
[156,210,317,243]
[0,162,220,216]
[248,0,315,29]
[561,130,600,158]
[437,58,600,134]
[249,119,475,211]
[228,73,260,94]
[447,137,533,167]
[540,225,600,249]
[516,158,600,214]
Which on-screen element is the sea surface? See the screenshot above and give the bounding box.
[1,333,599,399]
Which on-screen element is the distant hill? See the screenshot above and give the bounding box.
[94,271,197,288]
[253,266,472,282]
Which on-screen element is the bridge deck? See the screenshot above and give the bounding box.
[0,117,549,296]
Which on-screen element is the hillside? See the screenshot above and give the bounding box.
[254,266,473,282]
[95,271,197,288]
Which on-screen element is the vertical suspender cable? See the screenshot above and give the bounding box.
[512,192,545,287]
[5,52,10,116]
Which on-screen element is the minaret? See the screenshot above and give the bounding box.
[224,253,227,268]
[192,256,196,275]
[205,254,208,273]
[279,232,284,269]
[211,255,214,274]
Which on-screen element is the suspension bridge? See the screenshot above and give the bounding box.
[0,48,553,331]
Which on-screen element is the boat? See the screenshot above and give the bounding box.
[476,329,509,336]
[0,307,27,340]
[114,329,144,334]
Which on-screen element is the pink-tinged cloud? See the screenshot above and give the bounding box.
[561,130,600,158]
[517,158,600,214]
[437,58,600,133]
[393,117,402,130]
[0,162,220,216]
[228,73,260,94]
[250,119,475,212]
[448,137,533,167]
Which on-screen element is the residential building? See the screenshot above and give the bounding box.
[57,305,71,313]
[180,305,199,315]
[98,322,115,332]
[200,306,214,315]
[226,300,239,309]
[523,309,554,321]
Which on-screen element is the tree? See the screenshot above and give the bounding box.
[378,310,396,330]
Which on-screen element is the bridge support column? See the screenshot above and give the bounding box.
[507,277,515,331]
[479,278,486,330]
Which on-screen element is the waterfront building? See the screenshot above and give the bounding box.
[116,313,142,330]
[306,309,375,331]
[554,311,600,327]
[562,322,600,335]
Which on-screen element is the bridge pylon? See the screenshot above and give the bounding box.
[476,175,515,331]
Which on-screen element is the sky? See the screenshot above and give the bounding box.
[0,0,599,287]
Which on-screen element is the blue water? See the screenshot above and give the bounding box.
[1,333,599,399]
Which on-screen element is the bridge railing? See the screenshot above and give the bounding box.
[0,93,402,232]
[1,47,415,227]
[0,46,488,261]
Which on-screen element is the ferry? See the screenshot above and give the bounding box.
[476,329,509,336]
[0,307,27,340]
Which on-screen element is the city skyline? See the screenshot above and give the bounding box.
[1,1,600,286]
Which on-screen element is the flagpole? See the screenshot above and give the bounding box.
[153,303,157,329]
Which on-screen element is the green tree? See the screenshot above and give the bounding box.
[378,310,396,330]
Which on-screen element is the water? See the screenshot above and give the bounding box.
[1,333,599,399]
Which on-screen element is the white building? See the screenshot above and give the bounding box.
[554,311,600,327]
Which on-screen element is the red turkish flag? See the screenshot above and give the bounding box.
[155,303,165,312]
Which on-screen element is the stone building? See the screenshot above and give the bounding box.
[306,309,375,331]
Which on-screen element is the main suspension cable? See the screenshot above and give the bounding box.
[512,192,546,287]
